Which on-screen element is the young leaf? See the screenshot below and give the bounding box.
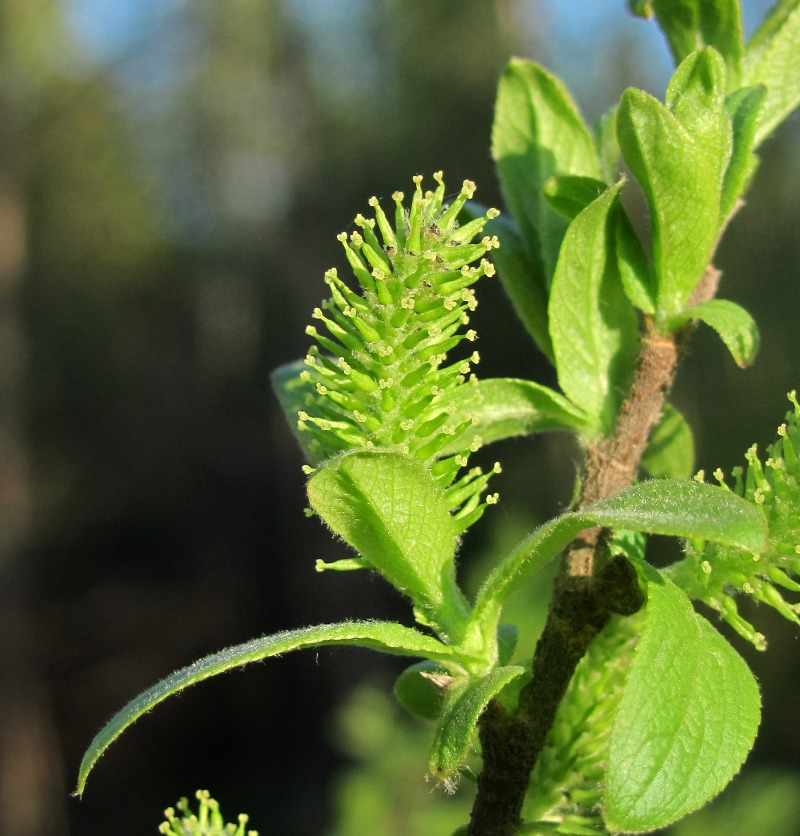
[307,449,469,639]
[438,377,591,457]
[594,106,620,183]
[469,479,766,640]
[604,571,761,832]
[548,181,638,433]
[720,85,766,219]
[641,403,695,480]
[636,0,743,88]
[742,0,800,147]
[428,666,526,782]
[492,58,601,286]
[672,298,760,367]
[484,211,554,362]
[77,621,459,796]
[617,87,720,317]
[665,48,732,190]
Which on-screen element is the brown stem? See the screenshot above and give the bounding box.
[468,319,681,835]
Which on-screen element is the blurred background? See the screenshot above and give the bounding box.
[0,1,798,834]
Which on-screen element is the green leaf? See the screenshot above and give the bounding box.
[394,660,450,720]
[308,450,469,639]
[271,359,319,464]
[492,58,601,286]
[76,620,457,796]
[439,377,591,457]
[743,0,800,147]
[617,87,720,317]
[485,211,554,361]
[672,298,760,367]
[645,0,743,88]
[470,479,766,639]
[594,106,620,183]
[543,175,609,221]
[604,571,761,832]
[616,206,656,314]
[548,182,638,432]
[428,666,526,781]
[641,404,695,480]
[665,48,732,189]
[720,85,766,219]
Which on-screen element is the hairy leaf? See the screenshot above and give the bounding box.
[604,572,760,831]
[549,182,638,432]
[428,666,526,781]
[77,621,458,796]
[743,0,800,146]
[308,450,469,638]
[673,298,760,367]
[439,377,591,457]
[641,403,695,480]
[470,479,766,638]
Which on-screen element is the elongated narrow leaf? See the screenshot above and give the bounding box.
[604,572,760,831]
[720,85,766,219]
[77,621,457,796]
[549,182,638,432]
[644,0,743,88]
[617,88,720,316]
[543,175,608,221]
[743,0,800,146]
[641,403,695,479]
[673,298,760,367]
[492,58,601,287]
[439,377,591,457]
[308,450,468,638]
[595,106,620,183]
[428,666,526,780]
[470,479,766,637]
[271,359,319,464]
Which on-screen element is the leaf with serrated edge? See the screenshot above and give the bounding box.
[743,0,800,147]
[77,620,458,796]
[549,181,638,432]
[604,571,760,831]
[641,403,695,480]
[429,666,526,780]
[468,479,765,643]
[672,298,760,367]
[439,377,590,457]
[308,450,469,639]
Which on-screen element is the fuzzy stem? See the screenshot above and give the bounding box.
[468,319,681,835]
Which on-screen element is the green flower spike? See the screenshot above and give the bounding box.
[159,789,257,836]
[670,392,800,649]
[298,173,501,532]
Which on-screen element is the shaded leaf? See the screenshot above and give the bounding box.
[543,175,608,221]
[616,206,656,314]
[271,359,319,464]
[429,666,526,780]
[604,571,760,832]
[641,403,695,480]
[721,85,766,219]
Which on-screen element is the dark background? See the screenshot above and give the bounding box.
[0,1,797,833]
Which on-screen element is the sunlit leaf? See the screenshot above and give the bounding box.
[672,298,760,367]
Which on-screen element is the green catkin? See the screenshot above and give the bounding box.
[299,174,501,529]
[158,790,257,836]
[668,391,800,649]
